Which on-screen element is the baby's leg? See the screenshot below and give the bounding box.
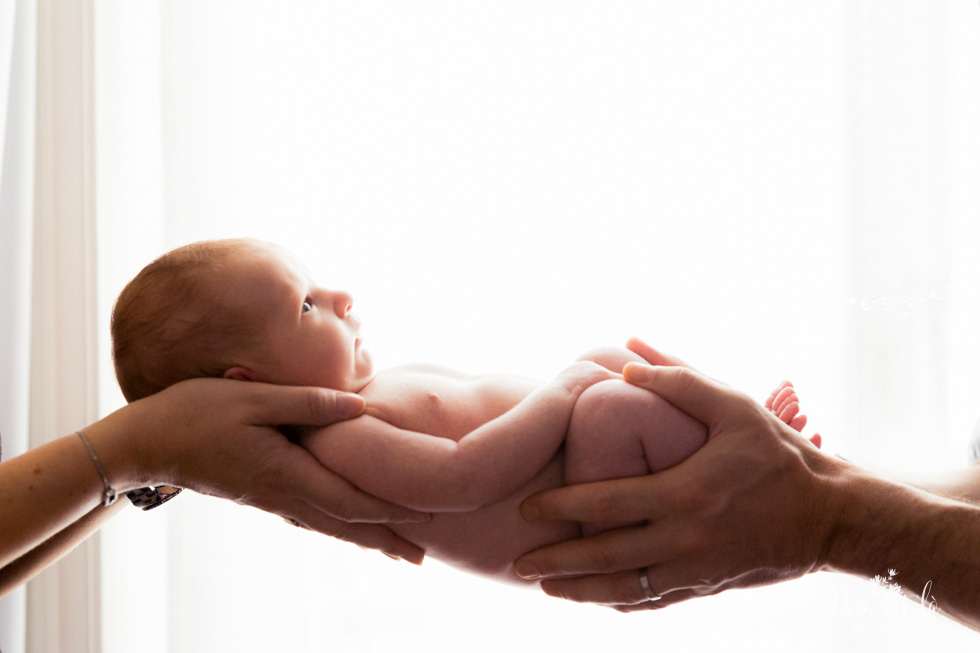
[565,363,816,535]
[564,379,708,535]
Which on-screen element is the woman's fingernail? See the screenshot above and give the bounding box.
[337,393,366,416]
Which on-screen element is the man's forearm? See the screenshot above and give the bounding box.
[904,464,980,506]
[822,465,980,630]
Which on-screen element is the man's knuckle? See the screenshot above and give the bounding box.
[667,485,711,514]
[591,487,626,519]
[592,547,626,572]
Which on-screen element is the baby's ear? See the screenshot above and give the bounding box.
[223,366,259,382]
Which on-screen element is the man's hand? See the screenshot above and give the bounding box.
[514,351,839,609]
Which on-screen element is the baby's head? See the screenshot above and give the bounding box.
[112,238,374,402]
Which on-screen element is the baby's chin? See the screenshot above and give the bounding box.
[351,370,377,394]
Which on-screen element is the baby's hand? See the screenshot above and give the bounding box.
[555,361,622,396]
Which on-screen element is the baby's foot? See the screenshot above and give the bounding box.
[766,380,822,448]
[766,380,807,432]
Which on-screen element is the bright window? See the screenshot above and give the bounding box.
[94,2,980,650]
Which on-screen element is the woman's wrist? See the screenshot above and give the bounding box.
[80,403,162,494]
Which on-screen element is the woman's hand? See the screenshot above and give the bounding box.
[514,343,839,609]
[91,378,429,563]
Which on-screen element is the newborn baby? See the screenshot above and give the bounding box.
[112,239,809,581]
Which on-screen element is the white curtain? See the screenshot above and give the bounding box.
[0,1,35,650]
[9,1,980,651]
[2,1,103,652]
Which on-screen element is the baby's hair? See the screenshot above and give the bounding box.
[111,239,264,402]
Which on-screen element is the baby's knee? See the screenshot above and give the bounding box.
[571,379,652,434]
[571,380,708,471]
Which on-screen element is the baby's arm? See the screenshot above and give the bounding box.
[300,362,617,512]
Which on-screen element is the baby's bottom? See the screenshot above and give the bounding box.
[565,347,810,537]
[565,376,707,535]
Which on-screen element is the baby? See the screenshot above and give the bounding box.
[112,239,810,582]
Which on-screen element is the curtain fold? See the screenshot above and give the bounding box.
[25,0,102,652]
[0,1,36,651]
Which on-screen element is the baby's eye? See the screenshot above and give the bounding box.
[301,300,314,314]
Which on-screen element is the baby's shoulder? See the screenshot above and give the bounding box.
[381,362,474,381]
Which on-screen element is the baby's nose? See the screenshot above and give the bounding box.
[332,290,353,318]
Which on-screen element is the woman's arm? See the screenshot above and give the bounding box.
[0,433,129,576]
[0,378,430,597]
[301,361,618,512]
[0,502,125,597]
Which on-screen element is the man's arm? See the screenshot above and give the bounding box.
[300,362,617,512]
[822,462,980,629]
[514,358,980,631]
[903,464,980,505]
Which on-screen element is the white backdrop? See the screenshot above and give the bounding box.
[83,1,980,651]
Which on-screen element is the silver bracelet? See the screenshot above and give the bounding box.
[76,430,118,507]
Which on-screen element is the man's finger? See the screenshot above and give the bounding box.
[539,569,653,606]
[625,338,695,370]
[521,474,674,525]
[514,523,675,579]
[612,587,699,612]
[623,364,741,430]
